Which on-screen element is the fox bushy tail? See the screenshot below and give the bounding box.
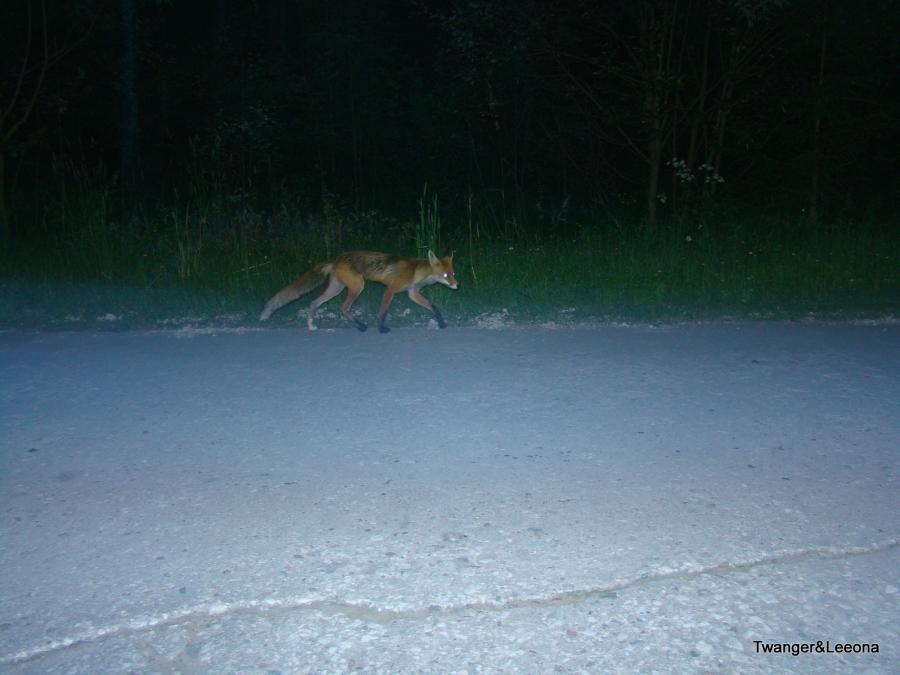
[259,263,332,320]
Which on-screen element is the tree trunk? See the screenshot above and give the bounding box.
[267,0,287,62]
[809,2,828,222]
[687,14,711,175]
[120,0,139,188]
[708,37,737,198]
[0,148,7,234]
[647,134,661,226]
[639,1,660,226]
[709,75,731,197]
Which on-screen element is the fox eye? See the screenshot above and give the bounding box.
[443,272,448,278]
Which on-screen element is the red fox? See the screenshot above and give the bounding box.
[260,250,458,333]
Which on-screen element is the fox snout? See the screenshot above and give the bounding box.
[440,268,458,290]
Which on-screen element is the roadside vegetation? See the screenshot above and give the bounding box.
[2,166,896,330]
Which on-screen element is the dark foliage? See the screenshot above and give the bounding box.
[1,0,897,227]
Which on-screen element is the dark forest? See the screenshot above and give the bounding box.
[1,0,898,326]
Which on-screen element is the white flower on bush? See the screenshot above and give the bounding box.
[698,163,725,184]
[667,157,695,183]
[667,157,725,185]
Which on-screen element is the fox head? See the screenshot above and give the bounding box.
[427,250,458,289]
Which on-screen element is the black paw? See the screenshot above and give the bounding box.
[378,325,391,334]
[355,320,368,332]
[432,306,447,329]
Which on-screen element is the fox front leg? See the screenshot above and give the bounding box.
[408,289,447,329]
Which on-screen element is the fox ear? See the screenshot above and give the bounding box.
[427,250,439,264]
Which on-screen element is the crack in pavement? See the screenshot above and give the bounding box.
[4,537,898,666]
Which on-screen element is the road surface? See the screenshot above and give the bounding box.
[1,323,898,672]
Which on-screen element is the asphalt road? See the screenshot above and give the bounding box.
[1,323,898,673]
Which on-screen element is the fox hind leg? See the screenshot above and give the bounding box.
[341,279,368,332]
[377,289,397,333]
[307,277,344,331]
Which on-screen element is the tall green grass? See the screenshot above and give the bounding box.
[1,163,897,329]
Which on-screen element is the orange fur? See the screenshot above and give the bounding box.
[260,250,457,332]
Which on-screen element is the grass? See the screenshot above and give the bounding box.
[1,176,897,330]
